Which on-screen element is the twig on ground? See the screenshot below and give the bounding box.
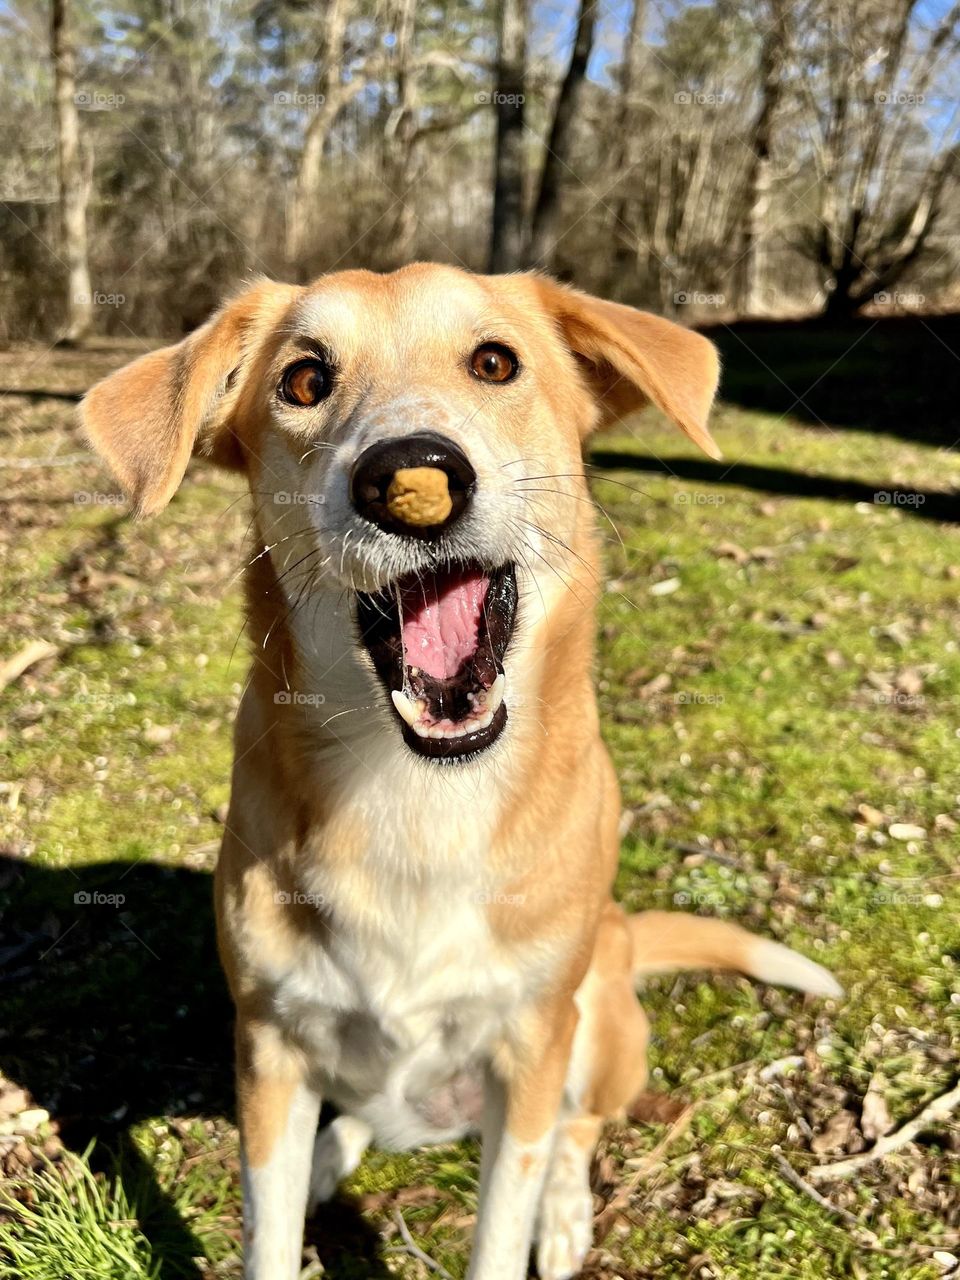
[389,1208,454,1279]
[0,640,58,691]
[595,1103,697,1237]
[665,839,741,868]
[773,1152,878,1243]
[808,1080,960,1182]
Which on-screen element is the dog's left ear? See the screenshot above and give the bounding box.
[534,278,721,458]
[80,279,298,516]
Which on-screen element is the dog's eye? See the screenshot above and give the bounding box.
[470,342,519,384]
[278,358,332,407]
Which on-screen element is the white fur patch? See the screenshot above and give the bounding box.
[468,1129,554,1280]
[242,1081,320,1280]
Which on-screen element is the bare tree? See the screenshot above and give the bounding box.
[51,0,92,344]
[737,0,788,315]
[285,0,353,272]
[608,0,647,297]
[383,0,419,263]
[795,0,960,315]
[528,0,600,268]
[489,0,527,272]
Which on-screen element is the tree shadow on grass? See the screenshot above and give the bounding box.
[589,450,960,523]
[700,313,960,452]
[0,855,392,1280]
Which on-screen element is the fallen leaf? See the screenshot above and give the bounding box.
[888,823,925,841]
[856,803,885,826]
[713,541,749,565]
[861,1077,893,1142]
[894,668,924,697]
[143,724,175,745]
[627,1091,688,1125]
[810,1108,858,1155]
[638,673,671,699]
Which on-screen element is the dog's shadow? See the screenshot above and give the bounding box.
[0,854,392,1279]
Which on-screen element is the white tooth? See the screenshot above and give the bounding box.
[486,673,506,715]
[428,727,446,740]
[477,710,493,730]
[391,690,419,728]
[413,721,432,739]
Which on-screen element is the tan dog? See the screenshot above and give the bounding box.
[82,265,840,1280]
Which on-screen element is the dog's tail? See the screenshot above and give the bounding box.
[627,910,842,997]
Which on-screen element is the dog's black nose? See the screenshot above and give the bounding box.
[349,432,476,538]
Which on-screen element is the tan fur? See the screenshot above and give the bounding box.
[81,265,837,1280]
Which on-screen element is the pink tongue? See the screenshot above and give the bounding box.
[400,569,489,680]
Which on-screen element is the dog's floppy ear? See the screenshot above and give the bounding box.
[534,278,721,458]
[80,279,296,516]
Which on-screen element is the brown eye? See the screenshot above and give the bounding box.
[279,358,332,407]
[470,342,519,384]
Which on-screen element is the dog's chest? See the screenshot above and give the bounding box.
[269,784,539,1148]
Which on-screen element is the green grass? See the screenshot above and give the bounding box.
[1,335,958,1278]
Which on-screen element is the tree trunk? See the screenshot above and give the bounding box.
[527,0,599,268]
[285,0,349,273]
[488,0,527,272]
[739,0,787,317]
[609,0,647,299]
[51,0,92,345]
[383,0,418,264]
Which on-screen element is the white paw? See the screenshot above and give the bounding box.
[535,1183,593,1280]
[307,1128,343,1210]
[307,1116,371,1214]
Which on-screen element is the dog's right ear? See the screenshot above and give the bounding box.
[80,279,298,516]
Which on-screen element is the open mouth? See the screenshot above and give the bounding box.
[357,562,518,761]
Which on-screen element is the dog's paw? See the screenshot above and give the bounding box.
[307,1116,370,1214]
[535,1182,593,1280]
[307,1129,342,1210]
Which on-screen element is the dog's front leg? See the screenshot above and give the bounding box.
[467,998,578,1280]
[236,1016,321,1280]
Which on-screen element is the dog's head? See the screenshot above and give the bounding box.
[82,265,718,763]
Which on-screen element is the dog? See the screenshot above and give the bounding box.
[81,265,841,1280]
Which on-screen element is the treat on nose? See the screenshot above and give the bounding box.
[350,432,476,538]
